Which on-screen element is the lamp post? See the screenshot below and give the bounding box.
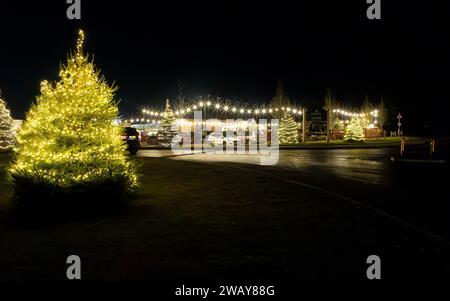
[302,108,307,143]
[397,113,403,137]
[322,106,330,143]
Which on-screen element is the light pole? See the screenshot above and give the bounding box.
[302,108,307,143]
[322,106,330,143]
[397,113,403,137]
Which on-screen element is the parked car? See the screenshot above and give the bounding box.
[205,133,240,146]
[158,133,185,148]
[121,127,141,155]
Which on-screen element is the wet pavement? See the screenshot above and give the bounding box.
[138,147,450,241]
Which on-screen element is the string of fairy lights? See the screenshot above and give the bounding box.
[332,108,379,118]
[124,100,381,129]
[124,100,304,124]
[332,109,380,129]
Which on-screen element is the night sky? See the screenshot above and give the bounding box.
[1,1,449,134]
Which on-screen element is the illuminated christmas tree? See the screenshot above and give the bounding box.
[0,97,16,150]
[157,99,178,146]
[279,112,299,144]
[344,117,365,142]
[9,30,137,201]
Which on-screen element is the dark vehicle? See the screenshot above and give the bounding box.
[121,127,141,155]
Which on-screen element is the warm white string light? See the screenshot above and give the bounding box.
[134,105,381,127]
[331,108,380,130]
[331,109,379,118]
[135,100,304,123]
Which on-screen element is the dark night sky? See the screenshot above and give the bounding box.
[1,1,449,134]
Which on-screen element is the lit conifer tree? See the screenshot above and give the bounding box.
[344,117,365,142]
[157,99,178,147]
[9,30,137,200]
[279,112,299,144]
[0,96,16,150]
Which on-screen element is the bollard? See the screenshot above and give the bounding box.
[430,139,436,157]
[400,138,405,157]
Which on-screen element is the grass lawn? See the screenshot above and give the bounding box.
[0,152,449,280]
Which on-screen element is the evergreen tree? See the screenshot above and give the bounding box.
[9,30,137,199]
[0,97,16,150]
[324,89,338,142]
[270,80,291,119]
[344,117,365,142]
[157,99,178,146]
[279,112,299,144]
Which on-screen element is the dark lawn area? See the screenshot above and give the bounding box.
[0,152,449,280]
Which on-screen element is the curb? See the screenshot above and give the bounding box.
[139,142,424,151]
[390,157,447,164]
